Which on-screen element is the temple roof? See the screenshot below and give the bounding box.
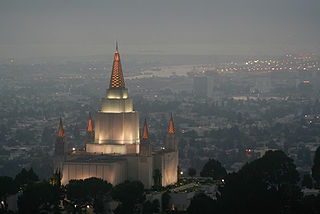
[87,113,93,132]
[168,113,175,134]
[109,42,125,89]
[142,118,149,139]
[58,118,64,137]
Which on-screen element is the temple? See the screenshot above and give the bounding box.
[54,45,179,188]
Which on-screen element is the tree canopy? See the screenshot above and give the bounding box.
[219,150,301,214]
[66,177,112,213]
[161,191,171,213]
[14,168,39,188]
[142,199,160,214]
[200,158,227,180]
[18,181,61,214]
[0,176,17,212]
[187,193,216,214]
[111,181,145,214]
[153,169,162,188]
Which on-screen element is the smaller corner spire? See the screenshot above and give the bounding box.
[87,113,93,132]
[168,113,175,134]
[58,118,64,137]
[142,118,149,139]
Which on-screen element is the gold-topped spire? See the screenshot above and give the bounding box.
[168,113,175,134]
[58,118,64,137]
[109,42,125,88]
[142,118,149,139]
[87,113,93,132]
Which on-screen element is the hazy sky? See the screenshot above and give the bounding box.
[0,0,319,58]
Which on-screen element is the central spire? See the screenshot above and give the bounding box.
[109,42,125,89]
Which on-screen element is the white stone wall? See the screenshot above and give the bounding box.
[101,97,133,113]
[126,156,139,181]
[165,134,178,151]
[86,143,139,155]
[162,151,178,186]
[138,156,153,189]
[153,151,179,187]
[95,111,140,145]
[61,160,127,186]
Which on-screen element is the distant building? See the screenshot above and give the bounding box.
[193,76,208,97]
[254,148,278,158]
[54,45,178,188]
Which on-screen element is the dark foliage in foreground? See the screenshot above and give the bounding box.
[111,180,145,214]
[219,150,301,214]
[187,150,320,214]
[66,177,112,213]
[187,193,216,214]
[18,181,61,214]
[200,158,227,179]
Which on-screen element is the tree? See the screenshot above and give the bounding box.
[200,159,227,180]
[187,193,216,214]
[142,201,153,214]
[312,146,320,187]
[151,199,160,213]
[18,181,61,214]
[0,176,17,212]
[292,194,320,214]
[302,174,313,189]
[142,199,160,214]
[15,168,39,188]
[111,181,145,214]
[85,177,112,213]
[66,177,112,213]
[219,150,301,214]
[48,171,61,186]
[153,169,162,188]
[65,179,87,213]
[161,192,171,213]
[188,168,196,177]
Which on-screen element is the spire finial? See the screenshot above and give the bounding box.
[142,118,149,139]
[87,113,93,132]
[168,113,175,134]
[116,41,118,52]
[58,118,65,137]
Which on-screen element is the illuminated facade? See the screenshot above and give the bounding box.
[54,45,178,189]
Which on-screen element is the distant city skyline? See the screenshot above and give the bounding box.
[0,0,319,58]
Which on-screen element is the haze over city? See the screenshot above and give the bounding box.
[0,0,319,59]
